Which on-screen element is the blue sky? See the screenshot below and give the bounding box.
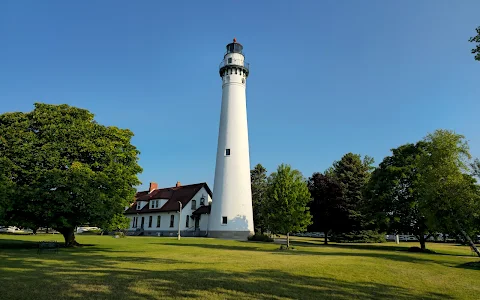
[1,0,479,191]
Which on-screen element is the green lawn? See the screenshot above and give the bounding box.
[0,234,479,299]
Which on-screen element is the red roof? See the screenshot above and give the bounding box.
[125,182,212,215]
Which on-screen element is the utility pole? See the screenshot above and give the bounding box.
[177,201,182,240]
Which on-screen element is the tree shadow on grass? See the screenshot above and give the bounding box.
[0,249,453,300]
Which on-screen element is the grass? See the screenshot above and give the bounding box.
[1,234,480,299]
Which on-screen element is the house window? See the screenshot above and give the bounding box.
[170,215,174,227]
[200,196,205,206]
[132,217,136,228]
[225,149,230,156]
[136,203,141,210]
[191,200,196,210]
[148,216,152,228]
[186,216,189,228]
[222,216,227,225]
[157,216,161,228]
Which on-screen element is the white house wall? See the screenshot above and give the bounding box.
[127,187,212,237]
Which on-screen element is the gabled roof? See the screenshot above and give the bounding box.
[192,205,211,215]
[125,182,212,215]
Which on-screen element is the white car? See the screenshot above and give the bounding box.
[0,226,20,233]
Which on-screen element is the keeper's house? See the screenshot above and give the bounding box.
[124,181,212,237]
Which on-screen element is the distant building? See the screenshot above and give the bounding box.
[124,181,212,237]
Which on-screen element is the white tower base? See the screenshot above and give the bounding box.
[209,39,254,240]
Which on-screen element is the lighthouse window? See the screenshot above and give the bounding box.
[225,149,230,156]
[228,58,232,63]
[222,216,228,225]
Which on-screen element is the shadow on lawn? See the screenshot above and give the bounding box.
[0,248,453,300]
[158,241,476,269]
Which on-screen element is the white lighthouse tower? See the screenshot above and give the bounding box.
[209,38,254,240]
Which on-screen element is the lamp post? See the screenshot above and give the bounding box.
[177,201,182,240]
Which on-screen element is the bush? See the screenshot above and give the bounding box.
[279,245,296,250]
[79,229,102,235]
[329,230,386,243]
[248,233,274,242]
[113,231,126,238]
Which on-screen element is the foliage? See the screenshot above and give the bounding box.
[79,229,103,235]
[417,129,480,248]
[472,158,480,178]
[0,158,14,224]
[100,213,131,233]
[469,26,480,61]
[250,164,268,234]
[247,233,273,242]
[329,153,375,234]
[0,103,142,246]
[307,172,347,244]
[263,164,312,247]
[365,142,431,249]
[329,230,386,243]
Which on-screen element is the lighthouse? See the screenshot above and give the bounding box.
[209,38,254,239]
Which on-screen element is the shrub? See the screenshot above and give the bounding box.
[248,233,274,242]
[79,229,102,235]
[329,230,386,243]
[113,231,126,238]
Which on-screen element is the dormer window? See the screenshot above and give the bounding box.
[136,202,141,210]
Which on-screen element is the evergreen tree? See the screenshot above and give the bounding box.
[251,164,268,233]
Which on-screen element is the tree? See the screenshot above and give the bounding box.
[0,158,14,224]
[307,172,346,244]
[329,153,374,237]
[251,164,268,234]
[365,142,432,250]
[472,158,480,178]
[469,26,480,61]
[0,103,142,246]
[100,213,130,234]
[263,164,312,247]
[418,129,480,256]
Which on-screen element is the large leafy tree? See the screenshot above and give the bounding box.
[329,153,374,236]
[418,129,480,256]
[307,172,346,244]
[263,164,312,247]
[365,142,432,250]
[0,158,14,223]
[0,103,142,246]
[251,163,268,234]
[469,26,480,61]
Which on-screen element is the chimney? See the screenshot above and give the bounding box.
[176,181,181,187]
[149,182,158,193]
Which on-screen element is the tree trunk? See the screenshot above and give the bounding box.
[286,232,290,248]
[459,228,480,258]
[59,227,80,247]
[419,235,426,251]
[324,231,328,245]
[32,227,37,235]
